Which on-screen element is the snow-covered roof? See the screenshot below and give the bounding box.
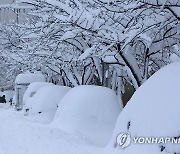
[15,73,46,85]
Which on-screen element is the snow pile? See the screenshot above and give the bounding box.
[15,73,46,84]
[0,107,101,154]
[52,85,122,147]
[28,85,71,123]
[106,62,180,154]
[23,82,53,115]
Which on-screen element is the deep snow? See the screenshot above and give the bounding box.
[106,62,180,154]
[52,85,122,147]
[28,85,71,123]
[23,82,53,115]
[1,62,180,154]
[23,82,53,106]
[0,104,102,154]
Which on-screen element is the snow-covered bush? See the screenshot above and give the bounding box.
[106,62,180,154]
[28,85,71,123]
[52,85,122,147]
[23,82,53,116]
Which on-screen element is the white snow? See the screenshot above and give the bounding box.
[15,73,46,85]
[1,62,180,154]
[170,53,180,62]
[0,105,101,154]
[23,82,53,115]
[106,62,180,154]
[52,85,122,147]
[79,46,96,61]
[14,73,47,110]
[170,45,180,62]
[28,85,71,123]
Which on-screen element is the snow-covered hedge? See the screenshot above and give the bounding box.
[28,85,71,123]
[52,85,122,147]
[106,62,180,154]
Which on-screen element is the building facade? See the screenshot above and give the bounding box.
[0,0,33,23]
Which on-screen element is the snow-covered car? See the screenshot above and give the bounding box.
[52,85,122,147]
[23,82,53,116]
[28,85,71,123]
[106,62,180,154]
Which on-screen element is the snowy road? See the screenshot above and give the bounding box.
[0,104,102,154]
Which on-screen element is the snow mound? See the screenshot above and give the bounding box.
[106,62,180,154]
[0,107,101,154]
[52,85,122,147]
[28,85,71,123]
[23,82,53,115]
[23,82,53,104]
[15,73,46,84]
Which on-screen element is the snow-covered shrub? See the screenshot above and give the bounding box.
[106,62,180,154]
[28,85,71,123]
[52,85,122,147]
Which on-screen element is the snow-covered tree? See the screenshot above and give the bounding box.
[0,0,179,105]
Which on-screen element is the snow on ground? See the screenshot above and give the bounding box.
[1,62,180,154]
[0,104,102,154]
[105,62,180,154]
[52,85,122,147]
